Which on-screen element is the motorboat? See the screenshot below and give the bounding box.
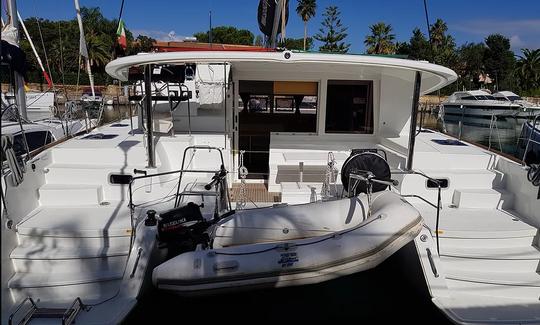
[493,90,540,118]
[440,90,522,126]
[493,90,540,108]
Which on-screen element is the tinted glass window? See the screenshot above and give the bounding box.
[11,134,26,157]
[325,80,373,134]
[25,131,53,152]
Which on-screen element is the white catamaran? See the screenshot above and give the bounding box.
[2,44,539,324]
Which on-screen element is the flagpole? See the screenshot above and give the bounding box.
[74,0,95,99]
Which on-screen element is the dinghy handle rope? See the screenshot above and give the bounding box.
[213,215,383,256]
[394,170,442,256]
[347,170,399,218]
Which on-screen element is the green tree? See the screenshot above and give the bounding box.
[194,26,254,45]
[314,6,350,53]
[85,32,111,68]
[456,42,486,90]
[514,48,540,94]
[364,22,396,54]
[13,7,138,86]
[483,34,516,91]
[428,19,457,67]
[395,28,431,60]
[296,0,317,51]
[127,35,156,55]
[279,37,313,50]
[254,35,264,47]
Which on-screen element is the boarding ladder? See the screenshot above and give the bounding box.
[8,297,85,325]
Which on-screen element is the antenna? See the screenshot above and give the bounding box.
[423,0,432,45]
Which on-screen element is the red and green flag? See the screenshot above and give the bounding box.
[116,19,127,50]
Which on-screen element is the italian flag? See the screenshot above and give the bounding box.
[117,19,127,50]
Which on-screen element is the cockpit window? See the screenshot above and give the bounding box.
[12,131,53,156]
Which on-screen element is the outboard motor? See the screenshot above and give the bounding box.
[157,202,211,258]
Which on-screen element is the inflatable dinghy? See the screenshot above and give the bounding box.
[152,191,422,295]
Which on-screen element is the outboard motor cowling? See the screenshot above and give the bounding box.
[157,202,210,257]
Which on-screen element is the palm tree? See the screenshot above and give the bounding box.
[429,18,447,49]
[85,32,111,68]
[364,22,396,54]
[515,48,540,91]
[296,0,316,51]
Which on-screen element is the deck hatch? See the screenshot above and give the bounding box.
[81,133,119,140]
[431,139,467,146]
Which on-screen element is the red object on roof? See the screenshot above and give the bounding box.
[153,41,274,52]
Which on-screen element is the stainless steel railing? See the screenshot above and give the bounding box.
[522,114,540,165]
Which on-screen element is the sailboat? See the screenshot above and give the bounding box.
[1,3,87,161]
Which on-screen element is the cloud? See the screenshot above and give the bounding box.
[131,29,189,41]
[450,19,540,51]
[509,35,525,48]
[451,19,540,36]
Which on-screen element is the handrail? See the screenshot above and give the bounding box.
[127,166,223,250]
[488,112,503,152]
[394,170,443,255]
[8,297,38,325]
[2,103,31,162]
[522,114,540,165]
[174,145,226,208]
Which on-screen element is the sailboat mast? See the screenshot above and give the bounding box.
[16,11,53,88]
[6,0,27,119]
[74,0,95,98]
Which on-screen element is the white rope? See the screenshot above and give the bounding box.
[237,150,248,210]
[33,4,55,88]
[321,151,338,200]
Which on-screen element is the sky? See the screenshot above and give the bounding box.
[11,0,540,54]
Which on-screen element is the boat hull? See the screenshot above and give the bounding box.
[152,193,423,295]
